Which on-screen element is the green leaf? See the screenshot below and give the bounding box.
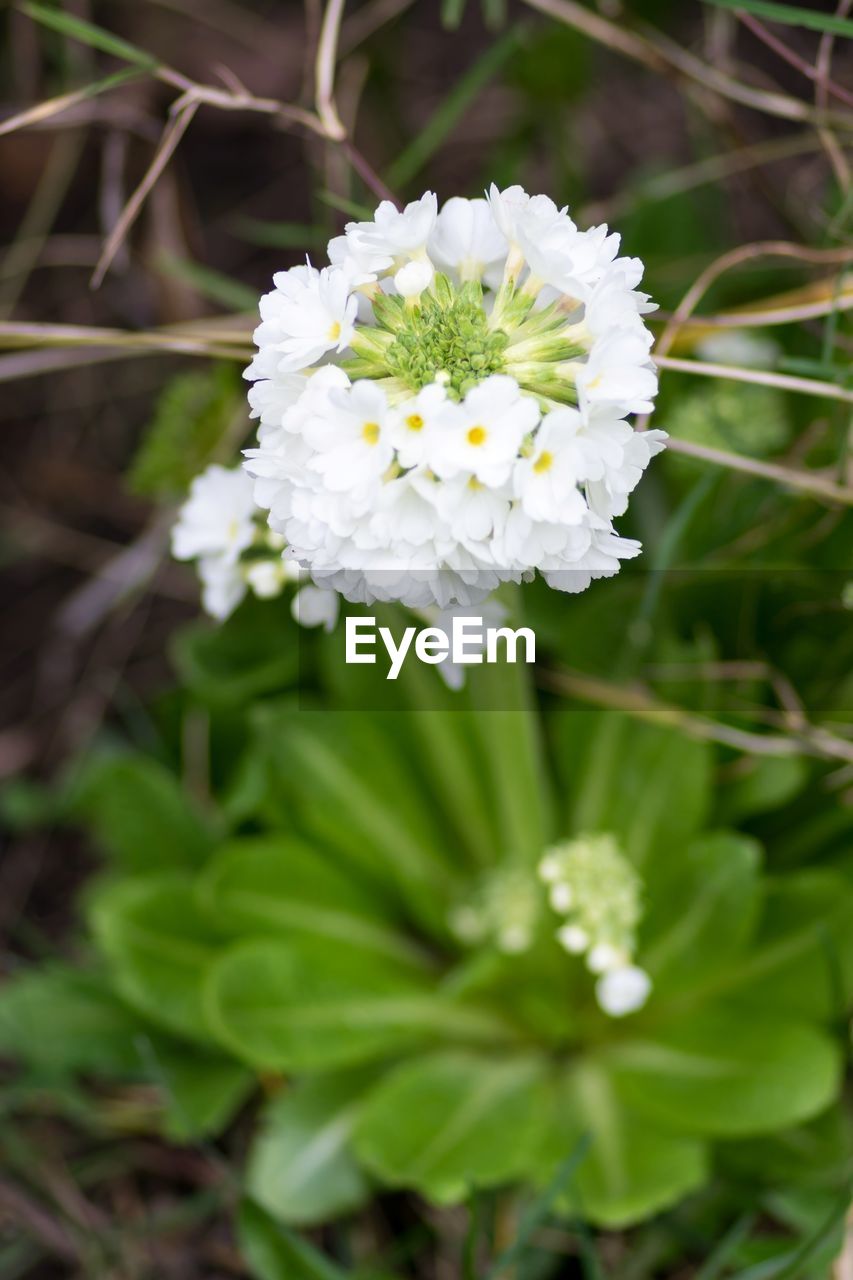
[607,1007,841,1138]
[249,707,463,933]
[237,1200,348,1280]
[198,836,423,966]
[0,967,141,1077]
[206,938,510,1072]
[719,1103,853,1195]
[22,2,160,67]
[537,1063,708,1228]
[463,653,554,866]
[90,876,221,1045]
[353,1050,548,1203]
[714,871,853,1020]
[717,756,808,824]
[701,0,853,40]
[74,753,215,869]
[560,713,711,871]
[641,832,762,995]
[128,365,241,500]
[247,1073,371,1225]
[172,597,299,706]
[138,1035,254,1140]
[70,753,216,872]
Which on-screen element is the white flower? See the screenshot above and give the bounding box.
[549,882,573,912]
[429,196,507,284]
[557,924,590,954]
[387,382,450,469]
[581,273,656,340]
[426,471,511,553]
[246,371,309,437]
[245,555,301,599]
[367,470,447,553]
[343,192,437,272]
[253,264,356,373]
[304,378,394,493]
[575,328,658,414]
[596,965,652,1017]
[587,942,628,974]
[513,408,590,525]
[292,584,339,631]
[429,375,540,487]
[172,465,257,565]
[225,185,662,611]
[527,223,621,300]
[588,426,668,519]
[327,234,386,288]
[394,260,434,299]
[486,185,563,246]
[539,832,650,1017]
[198,556,246,620]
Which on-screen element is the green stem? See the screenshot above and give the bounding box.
[464,587,554,866]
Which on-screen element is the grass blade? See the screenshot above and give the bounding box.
[317,191,376,219]
[385,25,522,189]
[92,101,198,287]
[155,253,257,311]
[441,0,468,29]
[702,0,853,40]
[487,1136,591,1277]
[694,1214,756,1280]
[227,218,329,250]
[21,2,159,68]
[482,0,508,28]
[0,67,146,139]
[238,1200,349,1280]
[728,1188,851,1280]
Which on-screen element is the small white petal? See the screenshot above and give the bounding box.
[587,943,627,974]
[549,882,574,913]
[538,855,562,884]
[557,924,590,954]
[499,925,531,954]
[292,585,340,631]
[596,966,652,1017]
[394,260,434,298]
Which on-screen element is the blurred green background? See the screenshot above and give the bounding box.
[0,1,852,1276]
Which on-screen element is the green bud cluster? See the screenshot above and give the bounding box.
[344,272,586,406]
[539,833,643,960]
[382,275,508,398]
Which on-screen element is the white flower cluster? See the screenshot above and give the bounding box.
[449,865,542,956]
[242,186,665,609]
[171,464,315,620]
[539,833,651,1017]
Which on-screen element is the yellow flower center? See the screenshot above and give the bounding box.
[467,425,487,447]
[327,321,342,341]
[533,450,554,473]
[406,413,424,432]
[362,421,380,444]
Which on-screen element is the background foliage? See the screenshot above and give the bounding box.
[1,0,852,1276]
